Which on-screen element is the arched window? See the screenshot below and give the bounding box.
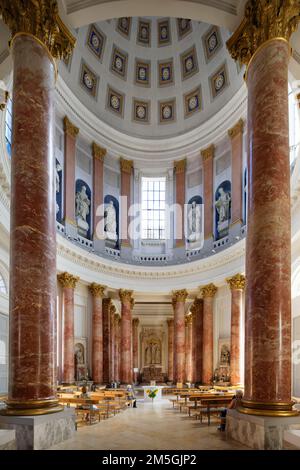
[289,84,300,170]
[0,274,7,295]
[5,97,12,158]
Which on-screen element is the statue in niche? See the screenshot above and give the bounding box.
[145,345,151,365]
[188,201,202,242]
[76,185,90,237]
[104,200,117,241]
[220,344,230,365]
[145,341,161,365]
[215,187,231,234]
[56,162,62,215]
[154,344,161,364]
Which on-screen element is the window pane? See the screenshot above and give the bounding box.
[141,177,166,239]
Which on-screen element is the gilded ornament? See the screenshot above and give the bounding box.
[228,119,244,139]
[57,272,79,289]
[119,289,134,303]
[103,298,112,308]
[110,304,116,315]
[92,142,106,161]
[63,116,79,138]
[172,289,188,303]
[174,158,186,174]
[226,0,300,67]
[132,318,139,328]
[89,283,106,297]
[120,157,133,174]
[200,283,217,298]
[226,273,246,290]
[201,144,215,162]
[0,0,76,60]
[297,93,300,108]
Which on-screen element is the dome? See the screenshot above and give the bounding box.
[58,17,244,140]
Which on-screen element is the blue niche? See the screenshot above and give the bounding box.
[56,159,63,223]
[75,179,92,239]
[104,195,119,249]
[187,195,203,243]
[215,180,231,240]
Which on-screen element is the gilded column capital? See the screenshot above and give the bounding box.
[226,0,300,66]
[92,142,106,162]
[174,158,186,174]
[297,93,300,109]
[200,283,217,298]
[226,273,246,291]
[228,119,244,139]
[0,0,76,60]
[172,289,188,303]
[130,297,135,310]
[201,144,215,162]
[63,116,79,138]
[57,272,79,289]
[167,318,174,327]
[132,318,139,328]
[114,313,121,326]
[110,304,116,316]
[119,289,134,303]
[89,283,106,298]
[185,314,193,325]
[103,298,112,308]
[120,157,133,174]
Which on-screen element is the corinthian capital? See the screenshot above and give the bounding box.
[63,116,79,138]
[201,144,215,162]
[0,0,76,60]
[119,289,134,304]
[172,289,188,303]
[92,142,106,161]
[226,274,246,291]
[89,283,106,298]
[120,157,133,174]
[226,0,300,66]
[57,272,79,289]
[200,283,217,298]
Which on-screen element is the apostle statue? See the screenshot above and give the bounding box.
[76,185,90,222]
[104,200,117,241]
[187,201,202,242]
[215,187,231,223]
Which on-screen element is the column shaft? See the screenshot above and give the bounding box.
[185,316,193,383]
[173,290,188,384]
[174,159,186,246]
[229,120,244,225]
[119,290,133,384]
[201,146,214,240]
[132,319,139,383]
[92,143,106,241]
[120,159,133,247]
[102,299,111,383]
[89,284,105,384]
[167,319,174,382]
[201,284,217,385]
[63,116,79,225]
[110,307,115,382]
[114,315,120,382]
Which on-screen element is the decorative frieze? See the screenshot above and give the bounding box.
[172,289,188,303]
[228,118,244,139]
[201,144,215,162]
[200,283,217,298]
[92,142,106,161]
[226,273,246,290]
[63,116,79,138]
[57,272,79,289]
[89,283,106,297]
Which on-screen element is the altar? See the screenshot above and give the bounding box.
[142,385,164,401]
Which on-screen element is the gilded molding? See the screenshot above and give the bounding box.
[57,272,79,289]
[226,0,300,66]
[174,158,186,174]
[92,142,106,162]
[0,0,76,60]
[185,314,192,325]
[226,273,246,290]
[200,283,217,298]
[132,318,139,328]
[172,289,188,303]
[89,282,106,297]
[228,118,244,139]
[110,304,116,315]
[120,157,133,174]
[201,144,215,162]
[63,116,79,138]
[119,289,134,303]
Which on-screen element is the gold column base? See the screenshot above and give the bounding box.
[0,398,64,416]
[238,399,299,418]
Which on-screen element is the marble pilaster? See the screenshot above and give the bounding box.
[120,158,133,249]
[172,290,188,384]
[201,145,214,240]
[63,116,79,229]
[185,315,193,383]
[132,318,139,383]
[119,290,134,384]
[200,284,217,385]
[191,299,203,384]
[114,315,121,383]
[167,318,174,382]
[228,120,244,226]
[102,298,111,384]
[89,283,106,384]
[110,304,116,382]
[92,143,106,243]
[174,159,186,247]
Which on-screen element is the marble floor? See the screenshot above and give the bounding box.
[49,397,249,450]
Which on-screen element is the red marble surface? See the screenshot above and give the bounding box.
[120,169,131,246]
[102,300,111,383]
[64,128,76,225]
[175,169,186,245]
[62,287,75,384]
[93,154,104,240]
[109,311,115,382]
[120,299,133,383]
[203,155,213,239]
[8,35,57,404]
[114,317,120,382]
[244,39,292,404]
[202,297,214,384]
[230,131,243,224]
[194,301,203,383]
[230,289,242,386]
[174,301,186,383]
[92,296,103,384]
[132,319,139,383]
[185,319,193,382]
[167,319,174,382]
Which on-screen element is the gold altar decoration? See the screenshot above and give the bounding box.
[57,272,79,289]
[228,119,244,139]
[63,116,79,138]
[120,157,133,173]
[226,0,300,66]
[174,158,186,174]
[92,142,107,161]
[226,273,246,291]
[0,0,76,61]
[200,283,217,298]
[119,289,134,303]
[172,289,188,303]
[88,283,106,297]
[201,144,215,162]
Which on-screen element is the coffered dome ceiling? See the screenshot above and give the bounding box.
[59,17,244,140]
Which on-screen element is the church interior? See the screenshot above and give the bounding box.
[1,0,300,453]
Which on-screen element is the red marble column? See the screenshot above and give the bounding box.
[114,315,121,383]
[89,283,106,384]
[242,39,295,415]
[174,159,186,247]
[228,120,244,225]
[191,299,203,384]
[226,274,245,386]
[185,315,193,383]
[92,143,106,240]
[2,30,73,415]
[201,284,217,385]
[63,116,79,226]
[102,298,111,383]
[119,290,134,383]
[120,158,133,248]
[132,318,139,383]
[57,273,79,384]
[167,318,174,382]
[201,145,214,240]
[110,304,116,382]
[172,290,188,384]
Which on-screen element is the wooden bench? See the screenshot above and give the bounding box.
[194,397,233,425]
